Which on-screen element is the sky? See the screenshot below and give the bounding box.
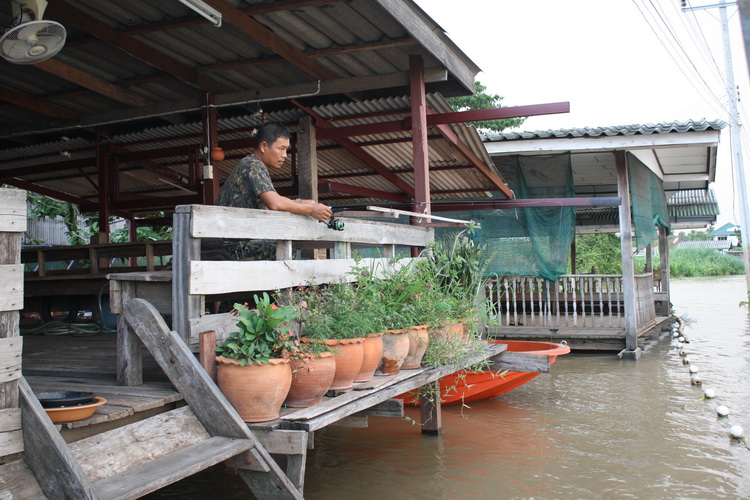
[414,0,750,227]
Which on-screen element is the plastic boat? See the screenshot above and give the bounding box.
[402,340,570,405]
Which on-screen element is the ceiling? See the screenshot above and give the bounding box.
[1,0,516,217]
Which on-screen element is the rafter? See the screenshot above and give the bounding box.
[0,85,77,120]
[200,0,340,81]
[45,2,221,94]
[35,59,154,108]
[427,109,512,198]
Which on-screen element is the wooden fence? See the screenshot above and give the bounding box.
[484,273,656,331]
[0,189,26,463]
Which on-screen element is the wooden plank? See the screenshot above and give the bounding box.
[116,281,143,386]
[487,351,551,373]
[183,205,434,247]
[0,264,23,312]
[18,377,102,499]
[282,345,507,432]
[199,330,217,381]
[95,436,254,500]
[358,398,403,418]
[419,381,442,435]
[189,312,237,346]
[123,298,303,499]
[70,406,209,482]
[252,429,308,455]
[0,337,22,384]
[0,408,23,456]
[190,257,414,295]
[0,459,48,499]
[0,188,26,233]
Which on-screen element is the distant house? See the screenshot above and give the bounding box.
[710,222,741,247]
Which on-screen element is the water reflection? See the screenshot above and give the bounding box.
[146,276,750,499]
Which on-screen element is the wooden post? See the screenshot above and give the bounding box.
[645,243,653,273]
[173,207,202,343]
[97,138,111,241]
[658,226,671,316]
[297,115,318,202]
[570,237,577,274]
[116,280,144,386]
[615,152,640,358]
[199,330,217,382]
[410,55,430,219]
[419,381,442,435]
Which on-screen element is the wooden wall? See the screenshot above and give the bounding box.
[0,188,26,460]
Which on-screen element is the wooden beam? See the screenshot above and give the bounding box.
[616,152,638,351]
[35,59,154,108]
[201,0,340,80]
[317,102,571,140]
[319,181,409,203]
[297,115,318,201]
[428,109,513,199]
[46,2,219,93]
[0,86,77,120]
[410,55,430,215]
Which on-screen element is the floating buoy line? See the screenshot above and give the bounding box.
[671,317,749,449]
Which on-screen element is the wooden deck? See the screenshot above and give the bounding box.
[487,314,672,351]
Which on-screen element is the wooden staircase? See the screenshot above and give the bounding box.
[3,298,303,499]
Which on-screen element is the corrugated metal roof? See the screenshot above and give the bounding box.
[676,240,734,250]
[483,119,727,142]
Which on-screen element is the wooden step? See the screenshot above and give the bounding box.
[95,435,253,500]
[67,405,254,499]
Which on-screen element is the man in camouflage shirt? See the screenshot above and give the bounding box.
[212,122,332,260]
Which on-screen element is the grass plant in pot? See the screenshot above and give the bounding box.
[297,283,379,391]
[215,292,296,422]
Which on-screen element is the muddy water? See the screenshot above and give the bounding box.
[147,276,750,499]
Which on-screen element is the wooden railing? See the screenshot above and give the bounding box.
[22,240,172,277]
[484,273,656,331]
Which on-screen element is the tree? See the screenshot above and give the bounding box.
[446,81,525,133]
[573,234,622,274]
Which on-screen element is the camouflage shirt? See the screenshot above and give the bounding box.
[215,153,275,209]
[213,153,277,260]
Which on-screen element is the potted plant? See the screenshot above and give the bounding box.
[284,337,337,408]
[215,292,297,422]
[296,283,374,390]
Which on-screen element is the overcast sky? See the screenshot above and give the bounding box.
[415,0,750,227]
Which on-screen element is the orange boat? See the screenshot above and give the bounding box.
[402,340,570,405]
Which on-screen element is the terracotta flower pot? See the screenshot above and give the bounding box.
[401,324,429,369]
[353,333,384,383]
[430,321,465,342]
[306,338,364,391]
[215,356,292,422]
[378,329,410,376]
[284,353,336,407]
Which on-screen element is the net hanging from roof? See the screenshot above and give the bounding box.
[628,154,671,252]
[436,153,575,281]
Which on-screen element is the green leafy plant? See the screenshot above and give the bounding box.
[216,292,298,365]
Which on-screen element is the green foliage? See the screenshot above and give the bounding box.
[675,228,712,242]
[573,233,622,274]
[24,190,95,245]
[109,213,172,242]
[215,292,298,365]
[665,248,744,277]
[446,81,525,133]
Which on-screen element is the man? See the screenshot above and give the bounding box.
[212,122,332,260]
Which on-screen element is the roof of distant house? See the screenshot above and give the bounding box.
[676,240,734,250]
[710,222,741,237]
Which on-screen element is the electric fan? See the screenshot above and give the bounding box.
[1,0,66,64]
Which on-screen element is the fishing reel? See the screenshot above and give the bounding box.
[323,215,345,231]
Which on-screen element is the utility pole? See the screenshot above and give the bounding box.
[683,0,750,293]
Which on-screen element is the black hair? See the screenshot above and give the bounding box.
[255,122,290,147]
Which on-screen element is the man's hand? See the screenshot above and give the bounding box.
[308,202,332,222]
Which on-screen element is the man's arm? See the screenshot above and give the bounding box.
[259,190,332,222]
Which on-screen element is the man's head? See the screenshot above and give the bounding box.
[255,122,291,169]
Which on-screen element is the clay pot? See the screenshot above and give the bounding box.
[215,356,292,422]
[378,329,410,376]
[353,333,384,383]
[312,338,364,391]
[210,146,225,162]
[284,353,336,407]
[430,321,466,342]
[401,324,429,369]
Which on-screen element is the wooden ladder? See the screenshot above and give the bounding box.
[11,298,302,500]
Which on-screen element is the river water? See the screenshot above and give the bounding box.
[148,276,750,499]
